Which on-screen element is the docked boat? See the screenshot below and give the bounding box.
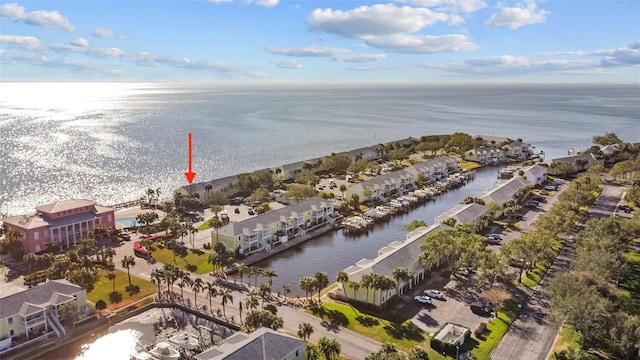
[148,342,180,360]
[169,332,199,350]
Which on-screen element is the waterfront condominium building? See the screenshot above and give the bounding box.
[2,199,115,253]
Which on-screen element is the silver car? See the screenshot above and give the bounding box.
[423,289,444,299]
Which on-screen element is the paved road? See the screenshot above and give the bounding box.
[110,240,381,360]
[490,184,629,360]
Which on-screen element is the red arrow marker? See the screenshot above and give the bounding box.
[184,133,196,184]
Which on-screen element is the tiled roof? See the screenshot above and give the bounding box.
[435,203,487,225]
[36,199,96,214]
[0,280,84,320]
[346,224,446,282]
[196,328,305,360]
[479,177,529,205]
[3,214,49,230]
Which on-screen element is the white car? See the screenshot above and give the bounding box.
[414,295,432,305]
[423,289,444,299]
[457,268,470,276]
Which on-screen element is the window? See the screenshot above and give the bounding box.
[10,330,14,336]
[108,215,112,221]
[8,317,13,325]
[34,231,39,240]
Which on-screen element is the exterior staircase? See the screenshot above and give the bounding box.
[46,312,65,337]
[257,237,272,251]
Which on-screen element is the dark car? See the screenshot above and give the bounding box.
[525,201,539,208]
[234,207,240,214]
[531,196,547,203]
[470,301,493,316]
[619,205,633,213]
[247,209,255,215]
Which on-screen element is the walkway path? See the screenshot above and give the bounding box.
[490,184,628,360]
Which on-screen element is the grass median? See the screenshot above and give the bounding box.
[87,269,156,310]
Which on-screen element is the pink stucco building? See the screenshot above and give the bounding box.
[2,199,115,253]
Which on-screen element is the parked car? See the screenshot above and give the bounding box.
[531,196,547,203]
[486,233,501,240]
[414,295,433,305]
[525,201,539,208]
[234,207,240,214]
[423,289,444,299]
[512,214,524,220]
[247,209,255,215]
[470,301,493,316]
[486,237,502,245]
[619,205,633,213]
[457,267,470,276]
[544,185,557,191]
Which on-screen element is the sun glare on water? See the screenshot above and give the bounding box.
[76,329,142,360]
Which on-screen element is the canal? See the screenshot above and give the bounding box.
[233,165,501,296]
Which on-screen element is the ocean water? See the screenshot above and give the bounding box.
[1,82,638,215]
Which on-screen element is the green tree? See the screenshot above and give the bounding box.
[120,255,136,287]
[106,270,117,293]
[446,132,476,152]
[299,276,316,299]
[317,337,341,360]
[392,267,412,297]
[592,132,622,146]
[218,288,234,318]
[336,271,349,291]
[339,184,347,199]
[419,228,488,273]
[314,271,329,299]
[286,184,318,203]
[297,322,314,340]
[322,154,352,172]
[403,220,427,232]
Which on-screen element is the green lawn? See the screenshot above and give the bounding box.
[307,300,518,360]
[460,161,482,171]
[520,241,563,288]
[87,269,156,310]
[153,247,213,274]
[471,299,518,360]
[197,218,214,230]
[548,324,583,359]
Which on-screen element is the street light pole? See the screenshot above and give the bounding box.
[456,345,459,360]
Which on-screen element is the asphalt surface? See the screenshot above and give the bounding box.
[490,183,629,360]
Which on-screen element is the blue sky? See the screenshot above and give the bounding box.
[1,0,639,83]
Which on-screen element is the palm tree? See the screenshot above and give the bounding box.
[297,322,314,340]
[339,184,347,199]
[103,247,117,265]
[192,277,204,308]
[281,284,291,302]
[314,271,329,300]
[205,281,217,312]
[218,288,233,318]
[392,267,412,297]
[106,270,117,293]
[336,271,349,291]
[237,263,248,286]
[378,275,396,308]
[259,283,271,308]
[121,255,135,287]
[317,337,341,360]
[204,184,212,196]
[262,269,277,286]
[249,266,263,288]
[24,253,37,277]
[150,268,164,296]
[360,273,374,304]
[349,282,360,302]
[245,295,259,311]
[299,276,316,299]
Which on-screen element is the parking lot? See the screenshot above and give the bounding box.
[396,181,566,335]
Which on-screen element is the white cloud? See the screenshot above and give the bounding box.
[71,37,89,47]
[400,0,487,13]
[265,45,351,57]
[335,53,387,62]
[272,59,303,69]
[307,4,449,38]
[418,55,600,75]
[92,27,123,39]
[540,43,640,67]
[0,2,75,31]
[50,43,126,58]
[485,0,548,29]
[363,34,480,53]
[0,35,43,51]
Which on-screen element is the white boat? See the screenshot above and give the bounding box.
[132,352,154,360]
[148,342,180,360]
[169,332,199,350]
